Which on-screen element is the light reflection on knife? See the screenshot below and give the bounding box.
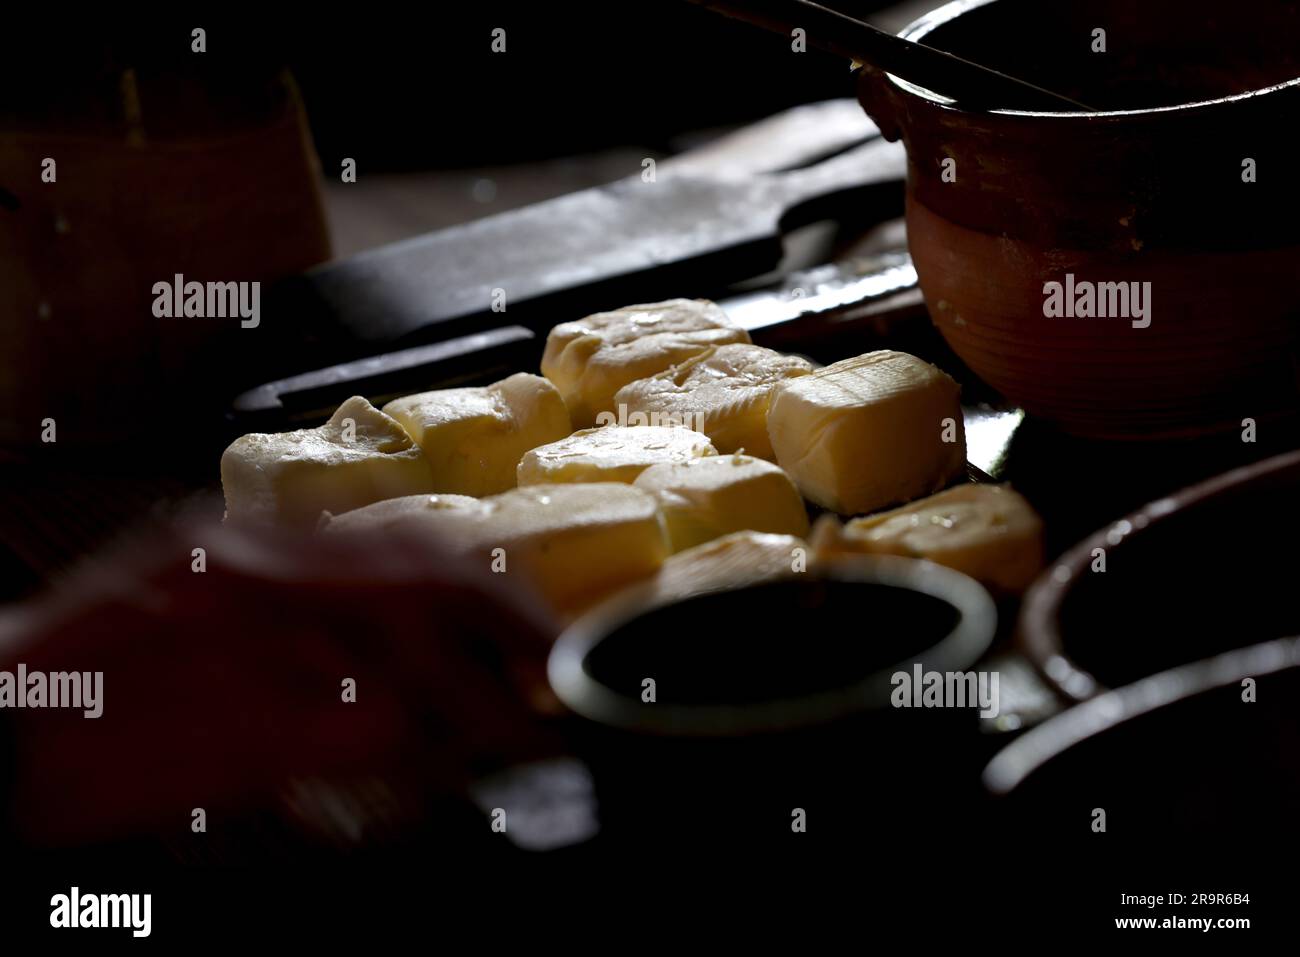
[725,250,918,332]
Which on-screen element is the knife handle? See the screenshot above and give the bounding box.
[766,136,907,228]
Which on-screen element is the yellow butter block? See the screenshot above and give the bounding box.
[220,396,436,529]
[319,493,481,529]
[632,453,809,552]
[614,343,813,460]
[541,299,750,428]
[517,425,717,486]
[382,373,571,497]
[813,483,1044,594]
[767,350,966,515]
[322,483,670,618]
[645,531,808,605]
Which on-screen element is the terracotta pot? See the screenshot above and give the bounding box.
[984,636,1300,852]
[1017,448,1300,702]
[857,0,1300,438]
[0,69,330,450]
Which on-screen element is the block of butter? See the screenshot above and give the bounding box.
[541,299,751,428]
[811,483,1043,593]
[767,350,966,515]
[614,343,814,460]
[518,425,717,486]
[633,453,809,552]
[320,492,481,530]
[645,531,808,606]
[221,396,435,529]
[382,373,571,497]
[322,483,670,618]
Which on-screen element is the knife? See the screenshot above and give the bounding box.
[233,243,922,420]
[269,102,906,351]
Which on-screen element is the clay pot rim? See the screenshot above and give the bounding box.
[983,634,1300,795]
[1017,448,1300,704]
[891,0,1300,120]
[547,554,997,737]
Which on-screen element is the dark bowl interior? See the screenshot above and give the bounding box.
[584,578,958,706]
[552,568,1000,847]
[914,0,1300,110]
[1053,462,1300,690]
[997,659,1300,851]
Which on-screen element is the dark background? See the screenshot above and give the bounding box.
[3,3,906,167]
[0,4,1293,939]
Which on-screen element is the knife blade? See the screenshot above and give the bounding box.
[272,119,906,350]
[233,240,920,418]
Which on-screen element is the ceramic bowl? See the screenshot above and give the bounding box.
[858,0,1300,438]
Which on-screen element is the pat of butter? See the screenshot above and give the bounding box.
[541,299,750,428]
[812,483,1043,594]
[767,350,966,515]
[320,493,481,529]
[614,343,813,460]
[517,425,717,486]
[646,531,808,605]
[382,373,571,497]
[322,483,669,618]
[220,396,436,529]
[633,453,809,552]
